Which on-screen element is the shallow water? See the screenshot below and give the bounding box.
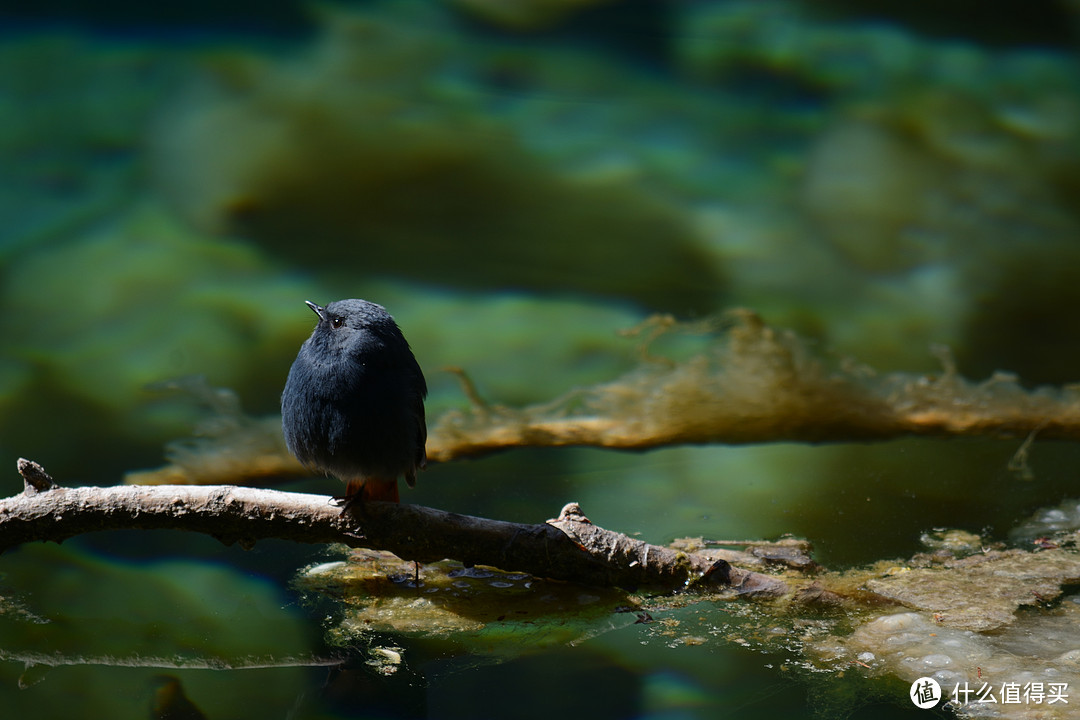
[2,2,1079,718]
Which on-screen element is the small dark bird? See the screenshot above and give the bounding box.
[282,299,427,503]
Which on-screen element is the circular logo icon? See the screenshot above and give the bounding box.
[910,677,942,709]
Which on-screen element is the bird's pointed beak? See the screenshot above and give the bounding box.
[305,300,327,321]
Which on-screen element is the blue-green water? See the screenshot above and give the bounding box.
[2,1,1079,717]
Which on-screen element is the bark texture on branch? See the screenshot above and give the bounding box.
[3,460,791,595]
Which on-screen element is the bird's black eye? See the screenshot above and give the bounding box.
[330,316,345,329]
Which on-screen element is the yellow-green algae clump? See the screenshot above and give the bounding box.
[0,202,318,469]
[296,548,636,662]
[292,506,1080,719]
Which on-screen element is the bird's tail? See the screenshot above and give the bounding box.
[346,477,399,503]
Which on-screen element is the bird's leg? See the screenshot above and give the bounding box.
[337,477,400,515]
[334,492,363,515]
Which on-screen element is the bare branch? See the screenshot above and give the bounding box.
[5,460,793,594]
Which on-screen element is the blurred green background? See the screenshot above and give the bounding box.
[2,0,1080,717]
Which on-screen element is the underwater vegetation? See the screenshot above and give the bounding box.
[11,455,1080,720]
[150,6,723,313]
[4,0,1080,477]
[4,0,1080,717]
[0,543,315,719]
[128,311,1080,488]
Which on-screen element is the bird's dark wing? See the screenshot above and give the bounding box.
[406,354,428,487]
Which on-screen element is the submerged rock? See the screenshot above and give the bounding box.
[151,8,723,313]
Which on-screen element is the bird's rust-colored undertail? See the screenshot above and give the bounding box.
[346,477,399,503]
